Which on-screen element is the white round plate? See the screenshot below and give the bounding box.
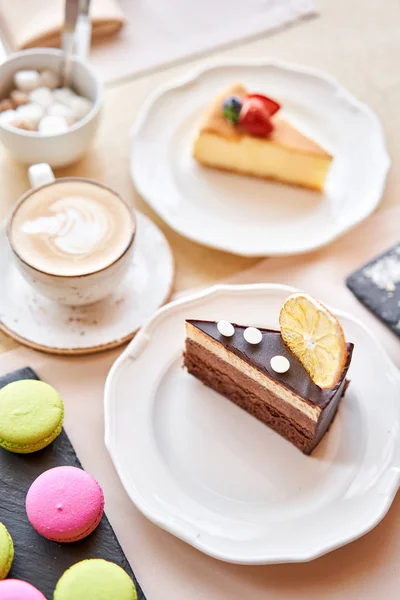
[105,283,400,564]
[131,60,390,256]
[0,212,174,355]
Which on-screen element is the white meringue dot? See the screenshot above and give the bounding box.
[270,355,290,374]
[243,327,262,345]
[217,320,235,337]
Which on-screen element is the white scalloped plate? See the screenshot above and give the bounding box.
[131,60,390,256]
[105,283,400,564]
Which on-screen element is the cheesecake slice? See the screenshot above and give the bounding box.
[184,320,353,454]
[193,84,333,191]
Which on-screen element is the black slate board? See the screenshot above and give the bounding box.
[346,242,400,338]
[0,367,145,600]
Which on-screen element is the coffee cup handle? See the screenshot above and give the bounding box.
[28,163,56,190]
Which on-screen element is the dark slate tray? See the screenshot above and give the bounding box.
[346,242,400,338]
[0,367,145,600]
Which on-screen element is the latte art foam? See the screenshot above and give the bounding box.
[10,180,135,276]
[21,196,112,257]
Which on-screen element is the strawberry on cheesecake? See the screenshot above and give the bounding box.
[193,83,333,191]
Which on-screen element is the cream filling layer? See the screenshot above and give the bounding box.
[186,323,321,422]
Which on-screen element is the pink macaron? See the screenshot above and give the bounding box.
[0,579,47,599]
[26,466,104,543]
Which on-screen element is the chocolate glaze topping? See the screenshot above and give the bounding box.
[187,320,353,409]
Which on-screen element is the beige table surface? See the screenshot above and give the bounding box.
[0,5,397,308]
[1,204,399,600]
[2,0,399,351]
[0,1,400,597]
[1,0,399,281]
[0,0,398,321]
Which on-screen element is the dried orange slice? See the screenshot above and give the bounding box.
[279,293,347,389]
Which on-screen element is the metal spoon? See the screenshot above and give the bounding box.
[62,0,92,89]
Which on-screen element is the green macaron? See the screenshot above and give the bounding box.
[0,523,14,580]
[54,559,137,600]
[0,380,64,453]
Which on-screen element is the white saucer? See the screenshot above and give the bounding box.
[131,59,390,256]
[105,283,400,564]
[0,212,174,355]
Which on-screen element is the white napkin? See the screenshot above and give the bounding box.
[0,0,124,50]
[91,0,316,82]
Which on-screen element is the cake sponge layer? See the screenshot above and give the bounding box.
[193,131,332,191]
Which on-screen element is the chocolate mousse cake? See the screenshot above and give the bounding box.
[184,299,353,454]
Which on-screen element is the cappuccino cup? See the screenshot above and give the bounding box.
[7,163,136,306]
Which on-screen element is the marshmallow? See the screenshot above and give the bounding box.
[39,69,61,90]
[16,103,45,127]
[29,87,54,110]
[53,87,77,106]
[47,102,76,125]
[13,119,36,131]
[0,109,19,126]
[10,90,29,107]
[38,115,69,135]
[217,320,235,337]
[0,99,14,113]
[3,70,93,134]
[69,96,92,121]
[243,327,262,345]
[14,70,40,93]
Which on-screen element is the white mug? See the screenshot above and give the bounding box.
[0,49,102,167]
[7,164,136,306]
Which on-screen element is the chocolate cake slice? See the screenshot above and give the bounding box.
[184,320,353,454]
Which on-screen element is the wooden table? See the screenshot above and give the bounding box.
[1,0,399,354]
